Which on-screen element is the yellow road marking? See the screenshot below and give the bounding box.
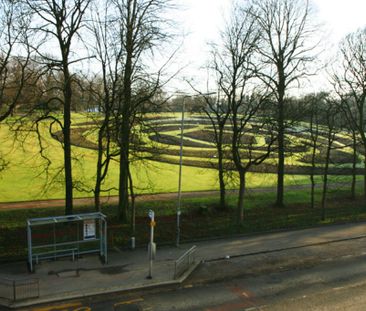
[114,298,144,307]
[32,302,82,311]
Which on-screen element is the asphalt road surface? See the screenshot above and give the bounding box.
[23,237,366,311]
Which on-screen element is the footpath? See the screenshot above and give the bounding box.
[1,222,366,309]
[1,181,355,210]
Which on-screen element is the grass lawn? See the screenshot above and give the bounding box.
[0,117,326,202]
[1,113,365,262]
[0,113,341,202]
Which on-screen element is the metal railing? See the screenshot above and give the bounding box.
[0,277,39,302]
[174,245,197,279]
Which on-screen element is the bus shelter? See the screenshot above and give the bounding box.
[27,212,107,272]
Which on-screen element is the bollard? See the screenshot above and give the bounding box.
[130,237,135,250]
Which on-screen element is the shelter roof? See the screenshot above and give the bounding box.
[27,212,106,226]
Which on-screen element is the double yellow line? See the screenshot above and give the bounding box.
[113,297,144,308]
[31,302,91,311]
[30,296,148,311]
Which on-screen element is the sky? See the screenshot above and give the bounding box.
[167,0,366,94]
[314,0,366,39]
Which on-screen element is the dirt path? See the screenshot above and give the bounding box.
[0,181,355,210]
[0,190,232,210]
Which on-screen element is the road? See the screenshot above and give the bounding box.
[24,237,366,311]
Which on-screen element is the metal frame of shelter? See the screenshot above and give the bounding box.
[27,212,107,272]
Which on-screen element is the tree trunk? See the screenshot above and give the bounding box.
[351,131,357,200]
[321,138,332,221]
[63,67,73,215]
[128,167,135,237]
[118,16,133,222]
[364,148,366,201]
[310,174,315,209]
[94,187,101,212]
[217,128,226,210]
[94,147,101,211]
[237,170,246,223]
[276,84,285,208]
[118,129,130,221]
[218,159,226,209]
[94,123,105,212]
[310,142,317,209]
[206,111,228,211]
[321,165,329,221]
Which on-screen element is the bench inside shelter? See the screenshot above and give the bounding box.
[27,212,108,272]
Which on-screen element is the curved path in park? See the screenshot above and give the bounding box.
[0,181,356,210]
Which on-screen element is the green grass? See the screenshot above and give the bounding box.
[2,113,365,261]
[0,112,361,202]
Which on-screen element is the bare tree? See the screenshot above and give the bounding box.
[186,79,230,210]
[304,93,325,208]
[320,97,340,220]
[23,0,92,215]
[336,94,360,200]
[87,1,120,211]
[0,0,31,121]
[0,0,34,171]
[203,94,230,210]
[332,27,366,199]
[209,6,274,222]
[85,74,118,212]
[110,0,173,221]
[231,94,275,222]
[249,0,318,207]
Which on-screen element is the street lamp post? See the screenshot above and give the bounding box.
[176,96,185,247]
[175,92,215,247]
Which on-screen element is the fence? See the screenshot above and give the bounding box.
[174,245,197,279]
[0,277,39,302]
[2,204,366,262]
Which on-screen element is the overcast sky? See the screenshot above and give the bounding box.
[167,0,366,94]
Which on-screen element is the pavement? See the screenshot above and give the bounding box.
[1,222,366,309]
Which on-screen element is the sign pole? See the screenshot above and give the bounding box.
[147,210,156,279]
